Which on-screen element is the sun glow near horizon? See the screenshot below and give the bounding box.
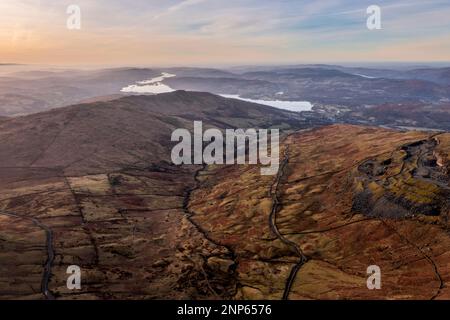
[0,0,449,66]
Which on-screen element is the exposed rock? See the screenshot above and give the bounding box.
[206,257,234,274]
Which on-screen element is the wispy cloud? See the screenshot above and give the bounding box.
[1,0,449,65]
[154,0,209,20]
[167,0,208,13]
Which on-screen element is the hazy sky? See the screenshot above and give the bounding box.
[1,0,449,66]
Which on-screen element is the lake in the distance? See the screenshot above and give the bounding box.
[121,73,313,112]
[121,72,176,94]
[220,94,313,112]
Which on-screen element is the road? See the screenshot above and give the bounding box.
[268,145,308,300]
[0,211,55,300]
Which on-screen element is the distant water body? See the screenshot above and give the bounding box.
[121,72,176,94]
[121,72,313,112]
[220,94,313,112]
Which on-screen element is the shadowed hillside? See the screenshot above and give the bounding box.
[0,91,309,175]
[0,91,311,299]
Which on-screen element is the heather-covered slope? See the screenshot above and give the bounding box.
[189,125,450,299]
[0,91,307,299]
[0,91,307,175]
[2,92,450,299]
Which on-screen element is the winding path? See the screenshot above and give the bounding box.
[182,165,239,298]
[268,145,308,300]
[0,211,55,300]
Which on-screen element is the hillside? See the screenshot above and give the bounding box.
[189,125,450,299]
[0,91,310,299]
[0,91,308,175]
[2,92,450,299]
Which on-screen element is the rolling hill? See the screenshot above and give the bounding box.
[1,88,450,300]
[0,91,311,299]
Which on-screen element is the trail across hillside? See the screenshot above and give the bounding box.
[0,211,55,300]
[268,145,308,300]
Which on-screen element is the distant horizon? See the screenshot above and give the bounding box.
[0,60,450,69]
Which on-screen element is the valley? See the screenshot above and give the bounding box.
[0,92,307,299]
[1,92,450,299]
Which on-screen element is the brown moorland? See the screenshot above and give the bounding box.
[2,92,450,299]
[189,125,450,299]
[0,91,309,299]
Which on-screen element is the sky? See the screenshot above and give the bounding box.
[0,0,449,66]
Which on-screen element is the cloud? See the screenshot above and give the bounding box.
[154,0,208,19]
[1,0,450,65]
[167,0,208,13]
